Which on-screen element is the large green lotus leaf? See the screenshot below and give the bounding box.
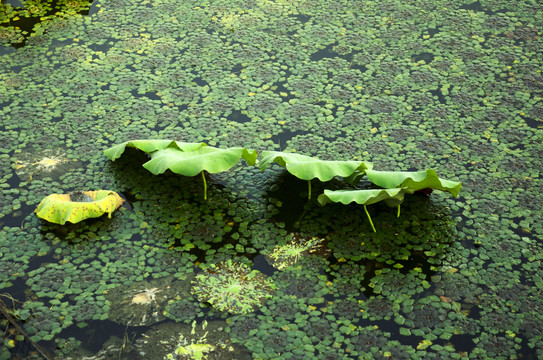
[143,146,258,176]
[35,190,124,225]
[365,169,462,196]
[318,188,406,207]
[104,140,207,161]
[258,151,372,182]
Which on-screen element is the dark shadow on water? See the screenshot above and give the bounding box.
[263,170,314,231]
[411,51,435,64]
[57,319,136,354]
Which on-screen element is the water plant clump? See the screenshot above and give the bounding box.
[264,233,327,270]
[191,260,276,315]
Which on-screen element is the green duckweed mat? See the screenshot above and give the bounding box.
[0,0,542,358]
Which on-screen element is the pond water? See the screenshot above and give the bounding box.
[0,0,542,359]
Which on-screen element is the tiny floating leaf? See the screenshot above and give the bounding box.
[35,190,124,225]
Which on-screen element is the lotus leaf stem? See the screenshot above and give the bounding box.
[397,205,400,218]
[364,205,376,232]
[307,180,311,200]
[201,171,207,200]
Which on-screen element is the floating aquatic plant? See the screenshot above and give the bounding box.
[164,297,205,324]
[191,260,275,315]
[20,300,72,342]
[34,190,124,225]
[264,234,327,270]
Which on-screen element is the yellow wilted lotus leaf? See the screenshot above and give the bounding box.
[35,190,124,225]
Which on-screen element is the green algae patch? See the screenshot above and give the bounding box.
[35,190,124,224]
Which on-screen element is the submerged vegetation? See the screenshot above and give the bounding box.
[0,0,542,358]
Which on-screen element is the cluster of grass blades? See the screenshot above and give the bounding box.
[102,140,461,232]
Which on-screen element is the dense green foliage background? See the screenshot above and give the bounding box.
[0,0,541,358]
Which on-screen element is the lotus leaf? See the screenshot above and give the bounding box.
[259,150,372,199]
[317,188,406,207]
[259,151,372,181]
[318,188,406,232]
[105,140,257,200]
[103,139,207,161]
[143,146,258,176]
[365,169,462,196]
[35,190,124,225]
[143,146,257,199]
